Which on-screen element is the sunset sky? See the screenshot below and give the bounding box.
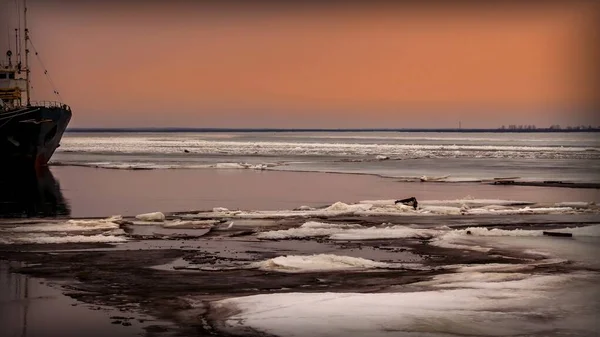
[1,1,598,128]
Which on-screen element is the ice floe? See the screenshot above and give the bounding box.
[419,175,449,182]
[259,222,600,243]
[180,204,372,220]
[451,225,600,238]
[451,263,535,273]
[212,271,598,337]
[161,219,220,228]
[258,223,438,241]
[60,136,600,161]
[324,202,373,212]
[553,201,595,208]
[51,161,280,171]
[329,226,438,241]
[257,220,600,256]
[135,212,165,222]
[419,198,535,206]
[467,206,577,215]
[181,198,596,220]
[0,216,128,245]
[429,225,600,253]
[213,162,276,170]
[4,216,122,233]
[2,234,127,245]
[251,254,393,273]
[257,221,363,240]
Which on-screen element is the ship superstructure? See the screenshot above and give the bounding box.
[1,0,71,169]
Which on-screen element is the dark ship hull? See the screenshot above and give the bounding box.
[0,104,71,169]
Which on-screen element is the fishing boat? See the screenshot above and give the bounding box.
[0,0,71,170]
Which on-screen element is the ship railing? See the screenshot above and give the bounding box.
[0,61,17,69]
[15,101,71,111]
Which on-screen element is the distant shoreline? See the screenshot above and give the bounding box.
[65,128,600,133]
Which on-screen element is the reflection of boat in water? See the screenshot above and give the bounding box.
[0,167,70,218]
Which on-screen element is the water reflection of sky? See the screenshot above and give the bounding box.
[0,261,169,337]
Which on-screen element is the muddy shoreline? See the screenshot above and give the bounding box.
[0,247,526,337]
[2,213,594,336]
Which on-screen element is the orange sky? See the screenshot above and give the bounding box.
[2,1,598,128]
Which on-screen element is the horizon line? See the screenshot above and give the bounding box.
[65,127,600,133]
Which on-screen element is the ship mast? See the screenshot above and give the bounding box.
[24,0,30,106]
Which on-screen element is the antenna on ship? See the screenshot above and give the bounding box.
[5,22,10,56]
[14,29,19,66]
[23,0,30,106]
[17,0,22,67]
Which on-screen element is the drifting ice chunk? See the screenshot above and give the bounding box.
[330,226,438,241]
[325,202,372,212]
[419,205,463,215]
[546,224,600,237]
[9,234,128,244]
[214,163,246,169]
[251,254,391,272]
[359,199,396,206]
[421,199,534,206]
[420,175,449,182]
[466,206,575,215]
[257,221,363,240]
[135,212,165,222]
[554,201,593,208]
[162,219,220,228]
[213,162,274,170]
[7,216,122,233]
